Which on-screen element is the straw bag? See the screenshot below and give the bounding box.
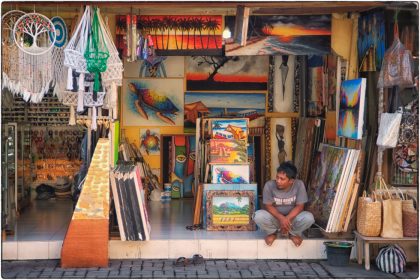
[402,193,418,237]
[356,191,382,237]
[376,178,403,238]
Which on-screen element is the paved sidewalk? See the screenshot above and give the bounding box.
[1,259,418,279]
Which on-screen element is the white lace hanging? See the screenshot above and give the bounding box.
[13,12,56,103]
[64,6,91,74]
[1,10,25,94]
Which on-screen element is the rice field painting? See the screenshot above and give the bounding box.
[184,92,264,133]
[186,56,268,91]
[211,164,250,184]
[122,78,184,126]
[225,15,331,56]
[138,15,223,56]
[206,190,256,231]
[337,78,366,140]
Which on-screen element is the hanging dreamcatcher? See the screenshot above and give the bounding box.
[1,10,25,94]
[13,12,56,102]
[50,16,69,101]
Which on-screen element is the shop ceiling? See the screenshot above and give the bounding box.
[2,1,413,15]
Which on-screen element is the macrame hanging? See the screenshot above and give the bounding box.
[1,10,25,94]
[50,16,69,102]
[13,12,56,103]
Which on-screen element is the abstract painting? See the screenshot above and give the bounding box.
[202,183,258,226]
[211,164,250,184]
[140,128,160,155]
[337,78,366,140]
[272,55,295,112]
[138,15,223,56]
[270,118,292,178]
[186,56,268,91]
[358,10,385,72]
[211,119,248,141]
[122,78,184,126]
[184,92,264,133]
[123,56,185,78]
[206,190,256,231]
[209,139,248,164]
[225,15,331,56]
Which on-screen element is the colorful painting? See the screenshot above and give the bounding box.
[206,190,256,231]
[211,119,248,141]
[358,10,385,72]
[306,144,351,230]
[186,56,268,91]
[209,139,248,164]
[270,118,292,178]
[337,78,366,140]
[122,78,184,126]
[184,92,264,133]
[123,56,185,78]
[167,135,196,198]
[307,55,325,117]
[202,183,258,226]
[140,128,160,155]
[138,15,223,56]
[225,15,331,56]
[211,164,249,184]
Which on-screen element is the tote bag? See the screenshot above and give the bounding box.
[377,112,402,148]
[378,179,403,238]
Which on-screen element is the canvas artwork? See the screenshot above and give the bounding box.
[211,164,250,184]
[211,119,248,141]
[140,128,160,155]
[270,118,293,178]
[202,183,258,227]
[123,56,185,78]
[206,190,256,231]
[186,56,268,91]
[138,15,223,56]
[209,139,248,164]
[273,55,295,112]
[358,10,385,72]
[122,78,184,126]
[184,92,264,133]
[307,56,325,117]
[224,15,331,56]
[337,78,366,140]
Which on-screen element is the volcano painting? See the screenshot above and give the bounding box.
[225,15,331,56]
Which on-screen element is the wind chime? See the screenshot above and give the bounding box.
[12,11,56,103]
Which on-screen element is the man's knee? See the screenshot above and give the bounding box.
[253,209,271,224]
[300,211,315,226]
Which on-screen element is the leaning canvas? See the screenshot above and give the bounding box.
[211,164,250,184]
[211,118,248,141]
[209,139,248,164]
[337,78,366,140]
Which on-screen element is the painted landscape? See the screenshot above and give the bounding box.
[212,196,250,225]
[209,139,248,164]
[225,15,331,56]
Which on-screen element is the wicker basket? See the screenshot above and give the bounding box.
[356,191,382,237]
[402,196,418,237]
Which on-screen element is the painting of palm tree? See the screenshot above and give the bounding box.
[138,15,223,56]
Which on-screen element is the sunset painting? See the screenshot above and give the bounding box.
[225,15,331,56]
[337,78,366,139]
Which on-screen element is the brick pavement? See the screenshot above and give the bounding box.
[1,259,418,279]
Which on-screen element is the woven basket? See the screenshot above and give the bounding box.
[357,191,382,237]
[403,209,418,237]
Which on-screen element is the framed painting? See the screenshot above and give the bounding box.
[186,56,268,91]
[209,139,248,164]
[206,190,256,231]
[272,55,295,112]
[138,15,223,56]
[123,56,185,78]
[122,78,184,126]
[211,118,249,141]
[270,118,293,178]
[225,15,331,56]
[337,78,366,140]
[184,92,264,133]
[202,183,258,226]
[211,164,250,184]
[140,128,160,155]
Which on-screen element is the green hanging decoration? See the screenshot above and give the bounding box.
[85,7,109,94]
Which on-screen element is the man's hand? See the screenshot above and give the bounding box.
[278,215,291,234]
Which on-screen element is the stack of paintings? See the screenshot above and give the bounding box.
[306,144,360,233]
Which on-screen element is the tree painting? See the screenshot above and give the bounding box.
[137,15,223,55]
[14,14,54,53]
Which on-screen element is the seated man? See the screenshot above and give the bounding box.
[253,161,314,247]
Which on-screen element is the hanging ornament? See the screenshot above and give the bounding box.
[49,16,68,48]
[50,16,69,101]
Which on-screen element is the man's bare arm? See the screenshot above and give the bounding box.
[286,203,304,222]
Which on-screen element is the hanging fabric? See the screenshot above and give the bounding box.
[51,16,69,102]
[13,12,56,103]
